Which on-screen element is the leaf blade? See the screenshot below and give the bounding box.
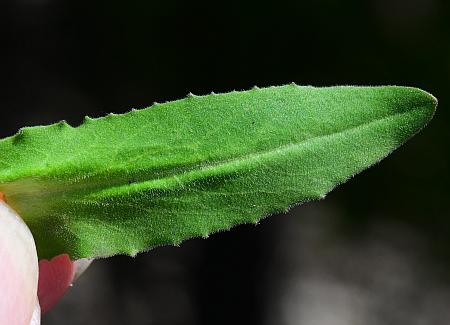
[0,85,437,259]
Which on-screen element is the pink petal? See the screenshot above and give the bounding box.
[37,254,75,314]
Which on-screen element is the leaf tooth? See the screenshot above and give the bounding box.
[17,127,32,137]
[283,208,290,213]
[56,120,70,128]
[128,249,139,258]
[252,85,259,90]
[187,92,195,98]
[210,91,215,95]
[290,82,297,86]
[18,127,30,134]
[12,127,28,144]
[223,224,232,232]
[83,116,93,123]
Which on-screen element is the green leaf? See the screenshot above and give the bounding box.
[0,85,437,259]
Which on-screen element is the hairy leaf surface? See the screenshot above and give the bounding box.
[0,85,437,259]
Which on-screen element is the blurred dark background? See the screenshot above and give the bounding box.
[1,0,449,324]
